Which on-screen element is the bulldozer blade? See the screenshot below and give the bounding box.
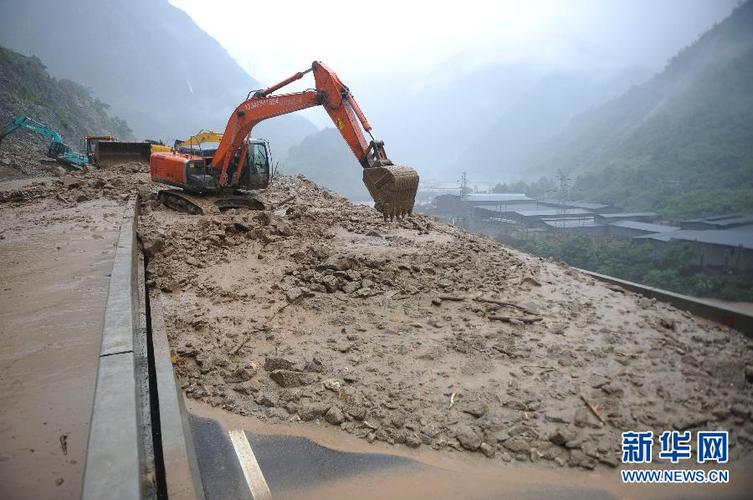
[95,141,152,167]
[362,165,419,220]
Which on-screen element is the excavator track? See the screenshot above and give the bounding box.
[363,165,420,220]
[157,189,265,215]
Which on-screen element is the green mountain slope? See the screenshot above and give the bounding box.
[0,45,131,142]
[528,1,753,217]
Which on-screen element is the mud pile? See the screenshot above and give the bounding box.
[0,162,150,205]
[140,175,753,469]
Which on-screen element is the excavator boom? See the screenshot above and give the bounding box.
[151,62,418,219]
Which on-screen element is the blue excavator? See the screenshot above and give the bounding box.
[0,116,153,169]
[0,115,90,167]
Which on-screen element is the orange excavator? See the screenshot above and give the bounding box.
[150,61,419,219]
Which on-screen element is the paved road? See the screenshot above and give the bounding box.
[187,406,753,500]
[188,413,619,500]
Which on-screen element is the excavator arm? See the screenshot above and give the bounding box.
[0,115,89,167]
[211,61,419,218]
[175,130,224,150]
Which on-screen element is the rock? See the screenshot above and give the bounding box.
[285,287,304,303]
[461,401,488,418]
[233,381,260,395]
[502,437,529,454]
[659,318,676,330]
[673,414,708,431]
[549,323,567,335]
[745,365,753,383]
[346,405,367,421]
[568,449,596,469]
[711,406,731,420]
[325,406,345,425]
[269,370,316,388]
[143,237,165,258]
[322,378,342,392]
[574,407,601,428]
[334,257,357,271]
[264,356,305,372]
[158,277,180,293]
[480,442,496,458]
[391,413,406,428]
[731,404,750,419]
[223,366,255,383]
[544,410,569,424]
[136,185,153,199]
[298,402,330,421]
[455,424,482,451]
[305,358,325,373]
[271,219,292,236]
[277,389,302,402]
[405,433,422,448]
[342,281,360,294]
[322,274,339,293]
[61,175,82,188]
[548,428,575,447]
[355,287,376,298]
[255,393,276,407]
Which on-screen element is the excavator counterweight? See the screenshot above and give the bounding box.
[149,61,419,219]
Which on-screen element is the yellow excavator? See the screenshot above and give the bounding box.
[174,130,224,153]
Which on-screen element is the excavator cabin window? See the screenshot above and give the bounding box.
[241,141,271,190]
[249,142,269,174]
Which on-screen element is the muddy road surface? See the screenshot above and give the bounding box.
[0,189,125,498]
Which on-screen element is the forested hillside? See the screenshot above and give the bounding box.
[528,1,753,217]
[0,46,131,141]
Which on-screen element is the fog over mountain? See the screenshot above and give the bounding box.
[0,0,742,198]
[0,0,316,154]
[527,0,753,217]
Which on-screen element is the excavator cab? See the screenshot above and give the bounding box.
[242,139,271,190]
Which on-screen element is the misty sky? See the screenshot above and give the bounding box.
[170,0,737,127]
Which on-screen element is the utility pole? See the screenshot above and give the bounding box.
[556,169,571,228]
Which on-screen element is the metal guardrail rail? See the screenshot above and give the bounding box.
[579,268,753,338]
[82,198,203,499]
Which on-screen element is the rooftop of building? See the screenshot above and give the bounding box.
[637,224,753,250]
[609,221,681,233]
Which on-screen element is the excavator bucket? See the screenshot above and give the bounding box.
[362,165,419,219]
[95,141,152,167]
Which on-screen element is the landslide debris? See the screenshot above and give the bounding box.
[0,162,150,205]
[3,160,751,470]
[139,175,753,470]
